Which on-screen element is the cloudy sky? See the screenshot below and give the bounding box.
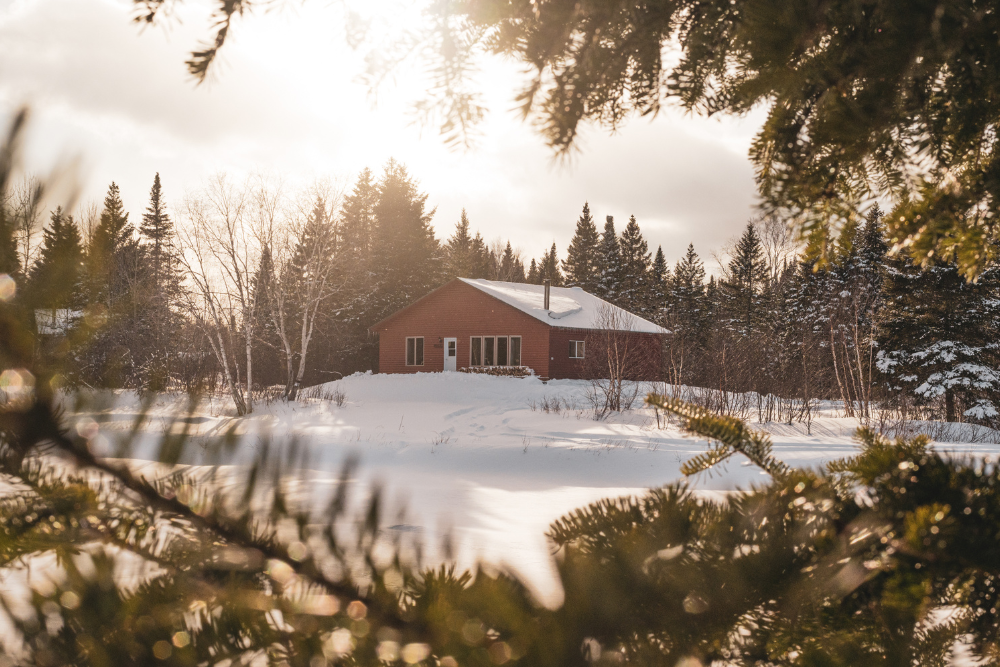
[0,0,767,267]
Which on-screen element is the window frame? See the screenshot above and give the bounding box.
[569,340,585,359]
[509,336,522,367]
[484,336,495,366]
[470,336,482,366]
[497,336,509,366]
[406,336,425,366]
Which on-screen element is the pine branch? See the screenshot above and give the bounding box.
[646,394,789,478]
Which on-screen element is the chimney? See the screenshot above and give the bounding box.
[543,279,551,310]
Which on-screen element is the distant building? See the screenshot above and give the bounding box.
[370,278,666,380]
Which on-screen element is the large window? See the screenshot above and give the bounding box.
[569,340,585,359]
[471,337,482,366]
[470,336,522,367]
[406,337,424,366]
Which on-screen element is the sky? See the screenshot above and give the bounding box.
[0,0,768,267]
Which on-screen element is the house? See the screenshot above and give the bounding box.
[370,278,667,380]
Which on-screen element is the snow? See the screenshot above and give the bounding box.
[39,372,1000,609]
[459,278,667,334]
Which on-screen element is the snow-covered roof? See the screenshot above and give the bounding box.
[459,279,667,334]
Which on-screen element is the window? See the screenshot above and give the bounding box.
[471,335,522,366]
[484,336,495,366]
[569,340,585,359]
[497,336,509,366]
[448,340,456,358]
[406,337,424,366]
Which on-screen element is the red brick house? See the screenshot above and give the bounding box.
[370,278,667,380]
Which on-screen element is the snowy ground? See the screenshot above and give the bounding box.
[54,372,1000,607]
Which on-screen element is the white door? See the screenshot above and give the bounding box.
[443,337,457,372]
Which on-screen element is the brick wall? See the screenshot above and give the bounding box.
[549,327,663,380]
[373,280,552,376]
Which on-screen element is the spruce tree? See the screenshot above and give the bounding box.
[539,242,563,285]
[617,215,651,314]
[563,202,601,292]
[27,207,85,311]
[722,223,768,339]
[526,258,540,284]
[663,244,708,386]
[469,232,492,279]
[88,182,138,306]
[597,215,622,300]
[445,209,475,279]
[339,167,378,258]
[877,256,1000,422]
[370,159,442,333]
[0,198,17,278]
[139,173,178,295]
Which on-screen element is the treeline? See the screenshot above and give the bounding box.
[2,166,998,424]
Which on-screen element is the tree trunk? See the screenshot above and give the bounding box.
[946,388,957,423]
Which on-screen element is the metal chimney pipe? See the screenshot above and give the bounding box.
[543,279,551,310]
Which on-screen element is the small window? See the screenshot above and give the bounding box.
[448,340,456,357]
[497,336,509,366]
[510,336,521,366]
[569,340,585,359]
[484,336,495,366]
[471,337,482,366]
[406,337,424,366]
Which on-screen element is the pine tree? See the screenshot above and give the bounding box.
[662,244,707,386]
[563,202,601,292]
[469,232,492,279]
[877,255,1000,423]
[27,207,85,311]
[526,258,540,284]
[139,173,178,295]
[138,173,182,386]
[339,167,378,258]
[498,241,525,282]
[87,182,138,306]
[0,199,17,278]
[539,242,563,285]
[367,160,443,354]
[617,215,651,314]
[722,223,768,339]
[597,215,621,300]
[445,209,475,279]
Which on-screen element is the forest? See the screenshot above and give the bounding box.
[1,160,995,426]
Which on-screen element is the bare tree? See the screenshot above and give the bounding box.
[176,175,269,415]
[585,304,661,417]
[10,174,43,273]
[265,182,343,400]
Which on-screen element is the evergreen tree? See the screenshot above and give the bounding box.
[87,182,138,306]
[722,223,768,339]
[361,159,442,372]
[563,202,601,292]
[445,209,475,279]
[469,232,492,279]
[662,244,707,386]
[526,258,540,284]
[596,215,621,300]
[539,242,563,285]
[339,167,378,258]
[617,215,651,314]
[0,197,17,278]
[498,241,525,282]
[139,173,179,295]
[138,173,182,387]
[27,207,85,311]
[877,257,1000,422]
[650,245,668,311]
